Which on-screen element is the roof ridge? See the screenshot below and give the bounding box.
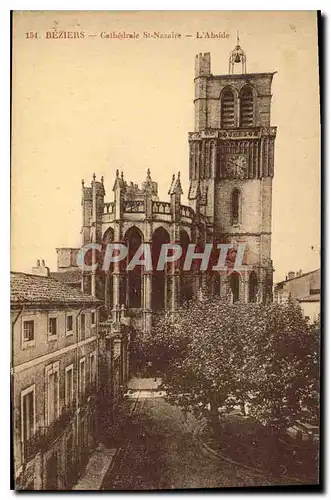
[276,268,320,285]
[11,271,55,279]
[11,271,101,304]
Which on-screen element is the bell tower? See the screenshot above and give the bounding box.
[188,39,277,303]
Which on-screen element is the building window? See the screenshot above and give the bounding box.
[65,365,74,407]
[90,352,96,386]
[23,320,34,343]
[79,358,86,396]
[239,86,254,127]
[248,272,259,303]
[91,311,96,327]
[221,88,235,129]
[229,272,240,303]
[231,188,241,225]
[45,363,59,425]
[80,313,86,341]
[66,314,73,335]
[21,385,35,445]
[48,316,57,337]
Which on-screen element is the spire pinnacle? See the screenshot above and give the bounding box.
[169,171,183,196]
[113,168,125,191]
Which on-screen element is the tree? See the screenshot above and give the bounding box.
[247,304,320,431]
[138,291,320,432]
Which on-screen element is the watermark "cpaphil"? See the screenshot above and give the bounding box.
[76,242,251,272]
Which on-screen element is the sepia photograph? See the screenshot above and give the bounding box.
[10,10,321,491]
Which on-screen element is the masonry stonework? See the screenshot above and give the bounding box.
[60,41,276,333]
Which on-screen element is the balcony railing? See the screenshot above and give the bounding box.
[124,200,145,213]
[43,406,75,448]
[152,201,171,215]
[20,385,99,464]
[21,429,45,463]
[79,381,97,407]
[103,202,115,214]
[21,405,75,463]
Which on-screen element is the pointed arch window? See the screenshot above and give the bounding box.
[152,227,170,312]
[248,271,258,303]
[231,188,241,225]
[221,89,235,129]
[229,272,240,303]
[239,86,254,127]
[124,226,143,309]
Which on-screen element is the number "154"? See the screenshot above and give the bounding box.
[25,32,39,39]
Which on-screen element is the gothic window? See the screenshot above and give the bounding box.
[221,89,235,129]
[231,188,241,225]
[248,271,259,303]
[179,229,192,304]
[229,272,240,303]
[189,143,194,179]
[125,226,143,308]
[194,143,199,179]
[152,227,170,312]
[102,227,114,315]
[239,86,254,127]
[213,273,221,296]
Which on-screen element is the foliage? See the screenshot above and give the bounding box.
[137,292,320,431]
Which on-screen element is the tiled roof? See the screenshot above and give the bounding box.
[11,272,100,306]
[50,269,82,285]
[275,268,320,287]
[298,294,320,303]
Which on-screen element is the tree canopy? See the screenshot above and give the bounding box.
[134,292,319,431]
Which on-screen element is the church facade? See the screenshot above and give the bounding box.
[57,41,277,333]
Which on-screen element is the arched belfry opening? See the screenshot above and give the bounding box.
[124,226,143,309]
[229,271,240,303]
[221,88,235,129]
[248,271,259,303]
[151,227,170,312]
[239,86,254,127]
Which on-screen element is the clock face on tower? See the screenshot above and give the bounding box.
[226,154,247,179]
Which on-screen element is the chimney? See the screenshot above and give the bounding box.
[287,271,295,280]
[296,269,303,277]
[31,259,50,277]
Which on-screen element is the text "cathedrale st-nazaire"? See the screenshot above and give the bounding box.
[42,30,230,40]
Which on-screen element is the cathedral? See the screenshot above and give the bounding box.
[56,40,277,333]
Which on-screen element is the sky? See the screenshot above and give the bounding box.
[11,10,320,282]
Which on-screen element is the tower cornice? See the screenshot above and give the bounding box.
[188,127,277,141]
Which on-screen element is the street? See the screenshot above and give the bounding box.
[102,387,277,490]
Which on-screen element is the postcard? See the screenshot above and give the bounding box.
[11,10,320,491]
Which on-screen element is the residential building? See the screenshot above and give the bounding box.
[274,269,320,323]
[11,271,101,490]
